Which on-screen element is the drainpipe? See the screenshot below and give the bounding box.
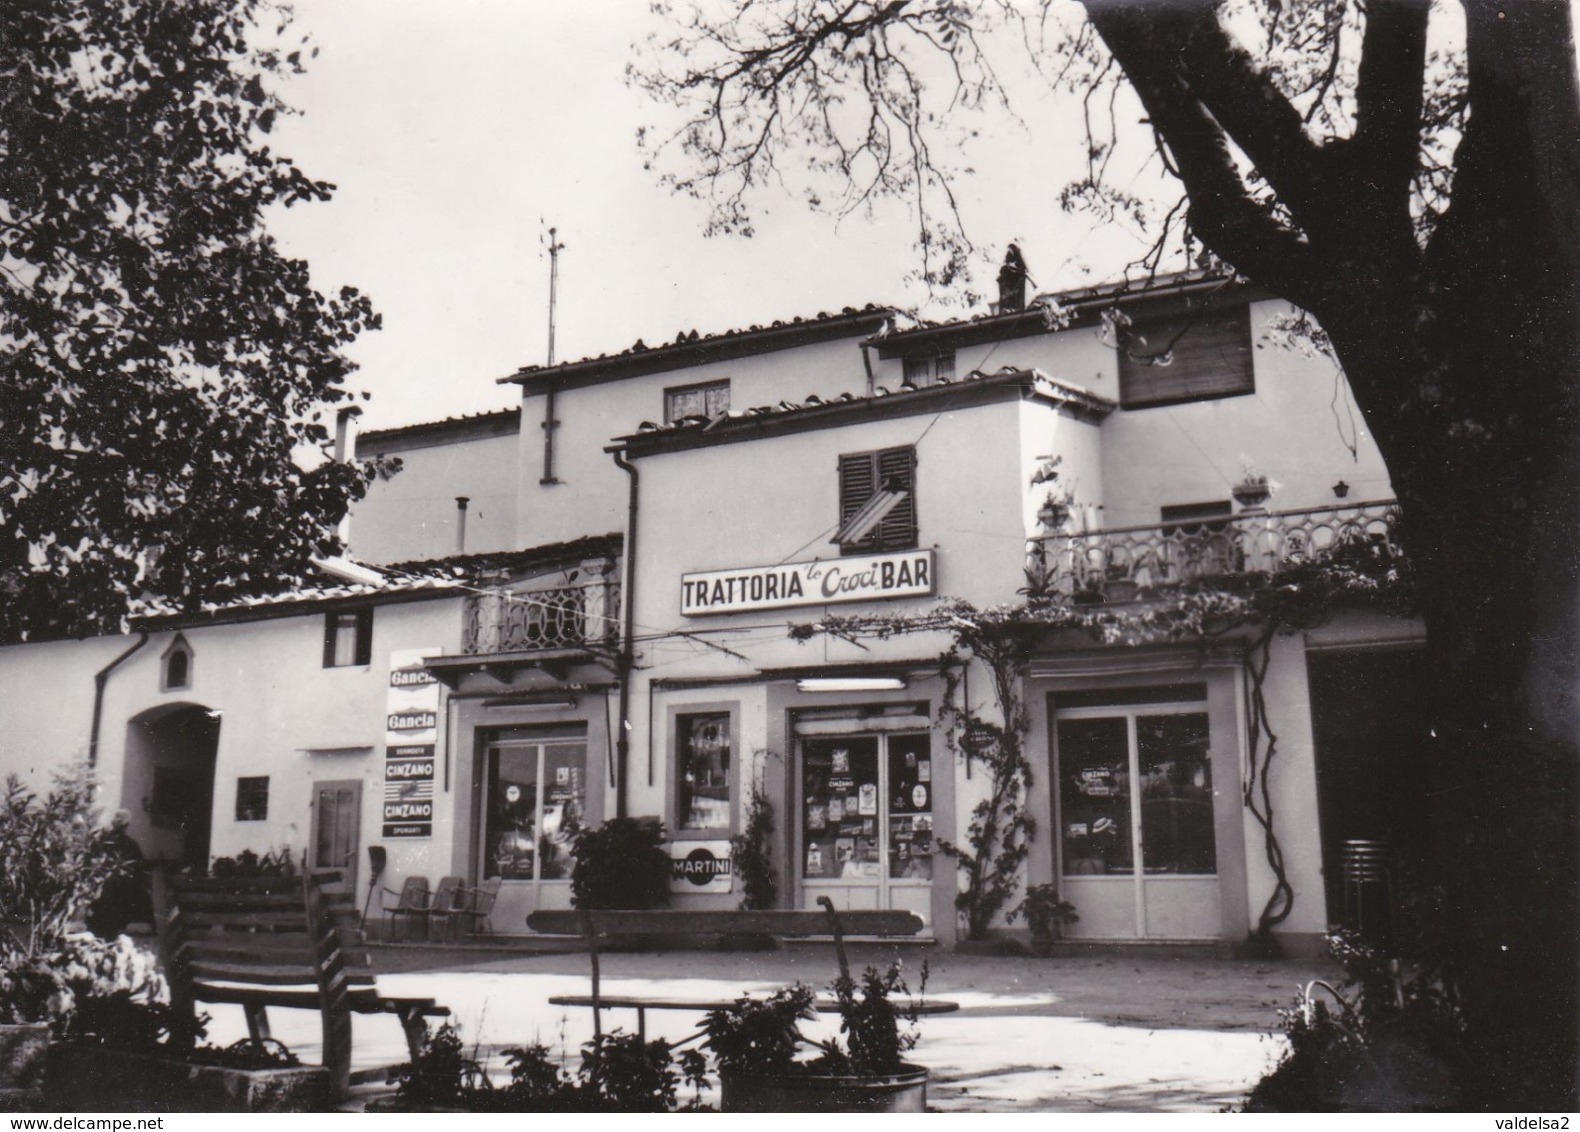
[455,496,470,555]
[610,447,640,820]
[90,632,149,767]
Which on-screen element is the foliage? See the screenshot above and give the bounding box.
[390,1023,710,1113]
[702,960,927,1080]
[1250,930,1467,1112]
[701,984,816,1077]
[935,620,1040,941]
[209,848,297,879]
[0,767,124,958]
[730,777,777,911]
[0,0,382,643]
[1013,883,1078,947]
[0,933,163,1035]
[570,817,670,910]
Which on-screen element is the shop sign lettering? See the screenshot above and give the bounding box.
[666,841,733,894]
[681,550,934,616]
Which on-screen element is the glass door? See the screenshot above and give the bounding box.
[482,732,586,903]
[798,733,934,919]
[1054,705,1219,939]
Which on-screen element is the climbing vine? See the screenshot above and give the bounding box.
[790,530,1412,947]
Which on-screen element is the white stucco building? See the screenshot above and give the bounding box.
[0,266,1426,954]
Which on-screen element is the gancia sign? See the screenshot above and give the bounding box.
[681,549,935,616]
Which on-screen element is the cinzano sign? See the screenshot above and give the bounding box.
[681,550,934,616]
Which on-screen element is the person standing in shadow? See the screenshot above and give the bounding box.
[87,810,148,938]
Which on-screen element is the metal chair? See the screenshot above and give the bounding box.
[435,876,503,940]
[379,875,430,941]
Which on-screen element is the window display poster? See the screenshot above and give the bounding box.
[858,783,878,816]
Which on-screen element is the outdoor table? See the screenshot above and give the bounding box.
[546,993,960,1041]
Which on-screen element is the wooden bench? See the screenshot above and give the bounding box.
[151,869,450,1099]
[527,898,950,1039]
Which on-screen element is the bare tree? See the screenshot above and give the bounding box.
[636,0,1579,1109]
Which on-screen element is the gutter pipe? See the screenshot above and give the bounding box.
[90,632,149,767]
[611,447,640,820]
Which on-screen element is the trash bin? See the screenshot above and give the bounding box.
[1340,838,1394,949]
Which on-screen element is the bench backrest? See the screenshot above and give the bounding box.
[526,907,925,938]
[151,870,358,1092]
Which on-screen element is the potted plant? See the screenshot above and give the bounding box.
[570,817,671,910]
[702,961,930,1112]
[1015,883,1079,955]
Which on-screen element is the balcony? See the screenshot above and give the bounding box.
[1026,500,1400,601]
[461,575,621,655]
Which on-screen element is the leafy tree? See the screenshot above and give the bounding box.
[637,0,1579,1108]
[0,0,379,642]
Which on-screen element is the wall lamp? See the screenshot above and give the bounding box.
[796,676,908,693]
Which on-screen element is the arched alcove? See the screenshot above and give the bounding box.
[121,703,220,870]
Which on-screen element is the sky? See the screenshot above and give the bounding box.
[264,1,1162,432]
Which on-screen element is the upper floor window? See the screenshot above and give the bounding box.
[323,607,373,668]
[902,352,954,387]
[665,379,730,423]
[1116,306,1254,409]
[836,446,917,554]
[677,712,732,831]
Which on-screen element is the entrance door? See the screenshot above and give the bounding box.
[311,780,362,892]
[798,732,934,922]
[1054,704,1219,939]
[482,732,586,910]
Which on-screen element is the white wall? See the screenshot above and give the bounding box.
[352,429,520,564]
[0,598,467,901]
[517,334,876,547]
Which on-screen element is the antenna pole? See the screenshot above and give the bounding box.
[546,226,566,366]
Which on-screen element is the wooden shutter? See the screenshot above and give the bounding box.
[1117,306,1254,408]
[838,447,916,554]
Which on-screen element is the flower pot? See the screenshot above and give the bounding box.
[719,1065,928,1113]
[44,1044,331,1113]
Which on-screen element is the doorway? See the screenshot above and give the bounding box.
[1052,699,1220,939]
[122,704,220,871]
[310,780,363,892]
[797,732,934,922]
[481,730,587,909]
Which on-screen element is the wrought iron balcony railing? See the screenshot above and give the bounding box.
[1025,500,1400,601]
[462,576,621,654]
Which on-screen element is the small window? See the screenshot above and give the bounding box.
[161,634,192,691]
[836,446,917,554]
[235,776,269,822]
[664,380,730,423]
[902,352,954,387]
[323,608,373,668]
[677,712,731,831]
[1117,306,1254,408]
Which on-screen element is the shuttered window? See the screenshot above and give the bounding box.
[837,446,917,554]
[1117,306,1254,408]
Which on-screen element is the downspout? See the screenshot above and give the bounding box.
[611,447,640,820]
[90,632,149,767]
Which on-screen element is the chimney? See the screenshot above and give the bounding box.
[333,405,361,464]
[997,245,1028,313]
[455,496,470,555]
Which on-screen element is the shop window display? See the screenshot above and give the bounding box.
[801,734,932,881]
[485,738,585,881]
[677,713,731,830]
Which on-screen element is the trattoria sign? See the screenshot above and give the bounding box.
[681,550,934,616]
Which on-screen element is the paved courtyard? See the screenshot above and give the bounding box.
[196,942,1339,1112]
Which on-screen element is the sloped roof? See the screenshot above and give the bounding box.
[613,366,1113,456]
[503,305,895,391]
